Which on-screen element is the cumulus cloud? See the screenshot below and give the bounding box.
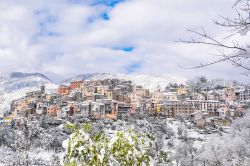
[0,0,248,82]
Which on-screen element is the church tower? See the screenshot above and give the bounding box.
[41,84,45,94]
[156,84,161,93]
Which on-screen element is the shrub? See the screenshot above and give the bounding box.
[63,123,153,166]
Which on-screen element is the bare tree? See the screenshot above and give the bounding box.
[178,0,250,74]
[0,114,60,166]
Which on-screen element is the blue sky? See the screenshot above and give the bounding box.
[0,0,249,82]
[91,0,124,7]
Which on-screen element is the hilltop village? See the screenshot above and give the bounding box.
[5,78,249,128]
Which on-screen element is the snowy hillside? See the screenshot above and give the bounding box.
[62,73,186,92]
[0,72,58,115]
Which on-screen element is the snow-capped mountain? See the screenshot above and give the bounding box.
[0,72,58,115]
[62,73,186,92]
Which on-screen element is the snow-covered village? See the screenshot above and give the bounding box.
[0,72,249,165]
[1,0,250,165]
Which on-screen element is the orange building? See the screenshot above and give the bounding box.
[47,105,59,116]
[70,81,84,90]
[58,85,70,96]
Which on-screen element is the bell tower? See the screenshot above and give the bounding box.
[156,84,161,93]
[41,84,45,94]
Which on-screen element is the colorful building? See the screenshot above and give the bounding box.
[58,85,70,96]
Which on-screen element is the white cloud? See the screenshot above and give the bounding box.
[0,0,248,82]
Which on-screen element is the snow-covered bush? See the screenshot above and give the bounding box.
[63,122,159,166]
[175,141,197,166]
[196,112,250,166]
[177,124,188,140]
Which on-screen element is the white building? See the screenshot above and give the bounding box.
[239,89,250,101]
[187,100,219,114]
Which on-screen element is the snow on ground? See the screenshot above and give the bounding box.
[0,116,235,166]
[0,147,63,166]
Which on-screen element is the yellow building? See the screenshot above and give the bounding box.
[96,86,109,94]
[26,97,36,104]
[102,89,113,100]
[3,117,12,125]
[177,86,187,95]
[156,104,163,113]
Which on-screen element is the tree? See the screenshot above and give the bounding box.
[0,115,65,166]
[186,76,209,92]
[179,0,250,74]
[196,111,250,166]
[175,141,197,166]
[165,83,179,92]
[63,122,170,166]
[9,117,53,166]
